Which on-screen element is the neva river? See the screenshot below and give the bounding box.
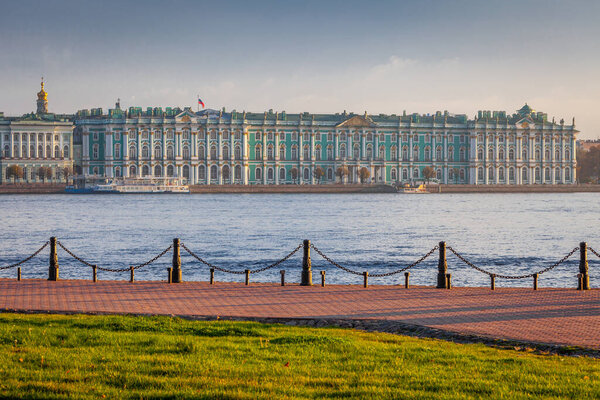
[0,193,598,288]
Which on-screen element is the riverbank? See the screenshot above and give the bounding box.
[2,182,600,194]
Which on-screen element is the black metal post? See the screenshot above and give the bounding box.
[301,239,312,286]
[437,241,447,288]
[172,238,182,283]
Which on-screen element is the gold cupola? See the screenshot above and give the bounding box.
[36,78,48,114]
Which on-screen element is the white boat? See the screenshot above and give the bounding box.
[93,178,190,194]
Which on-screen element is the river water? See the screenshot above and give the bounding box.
[0,193,598,288]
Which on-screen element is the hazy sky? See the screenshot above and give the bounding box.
[1,0,599,138]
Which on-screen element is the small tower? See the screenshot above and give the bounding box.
[36,78,48,114]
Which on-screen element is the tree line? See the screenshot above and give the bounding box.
[4,165,73,183]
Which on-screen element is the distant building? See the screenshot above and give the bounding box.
[577,139,600,152]
[73,103,578,185]
[0,80,74,183]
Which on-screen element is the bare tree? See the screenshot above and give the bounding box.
[423,166,436,183]
[359,167,371,183]
[290,167,298,184]
[314,166,325,184]
[336,165,349,184]
[6,165,24,183]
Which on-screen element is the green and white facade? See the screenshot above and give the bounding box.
[74,103,578,185]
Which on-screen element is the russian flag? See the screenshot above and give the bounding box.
[198,98,205,108]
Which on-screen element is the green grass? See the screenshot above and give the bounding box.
[0,314,598,399]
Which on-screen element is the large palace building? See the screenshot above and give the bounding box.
[73,103,578,185]
[0,82,579,185]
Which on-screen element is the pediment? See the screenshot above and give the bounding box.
[336,115,377,128]
[515,117,534,129]
[175,109,197,123]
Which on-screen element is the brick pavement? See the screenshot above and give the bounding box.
[0,279,598,349]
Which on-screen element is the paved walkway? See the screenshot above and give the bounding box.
[0,279,598,349]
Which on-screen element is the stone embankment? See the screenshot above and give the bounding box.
[0,183,66,194]
[432,184,600,193]
[189,183,396,193]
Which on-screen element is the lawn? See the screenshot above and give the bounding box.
[0,313,597,399]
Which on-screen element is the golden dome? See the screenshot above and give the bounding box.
[37,79,47,101]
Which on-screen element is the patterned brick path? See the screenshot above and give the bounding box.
[1,279,598,349]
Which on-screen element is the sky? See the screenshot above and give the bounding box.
[1,0,599,138]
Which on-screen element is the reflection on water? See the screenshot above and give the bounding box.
[0,193,598,288]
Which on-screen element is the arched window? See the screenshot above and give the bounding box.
[413,145,419,161]
[477,167,484,180]
[402,168,408,180]
[488,147,493,160]
[477,147,483,160]
[315,145,322,161]
[255,132,261,141]
[142,145,150,159]
[509,167,515,181]
[211,165,218,180]
[353,133,359,141]
[183,130,190,140]
[436,146,442,160]
[183,146,190,159]
[459,147,466,161]
[303,145,309,160]
[92,144,98,159]
[235,146,241,160]
[222,146,229,160]
[555,148,560,160]
[535,167,541,182]
[366,145,372,160]
[522,148,528,160]
[167,165,174,177]
[391,168,397,181]
[37,145,42,158]
[255,167,262,180]
[353,145,360,160]
[379,146,385,160]
[522,167,528,182]
[545,149,550,160]
[142,165,150,176]
[291,145,298,160]
[565,149,571,160]
[565,167,571,181]
[129,165,137,176]
[209,130,216,140]
[54,145,60,158]
[199,145,205,158]
[154,165,162,177]
[154,146,162,159]
[424,146,431,161]
[209,145,216,159]
[279,145,286,160]
[535,149,541,161]
[509,148,515,160]
[267,167,274,180]
[222,165,230,182]
[544,167,550,181]
[182,165,190,179]
[499,167,505,181]
[498,148,505,160]
[436,169,442,180]
[555,168,560,181]
[488,167,494,181]
[303,168,310,180]
[279,167,286,180]
[267,145,274,160]
[327,168,333,181]
[327,146,333,160]
[413,168,419,178]
[234,165,241,180]
[29,145,34,158]
[255,144,262,159]
[402,146,408,161]
[367,133,373,141]
[391,145,397,161]
[129,146,137,159]
[199,165,206,180]
[459,169,465,181]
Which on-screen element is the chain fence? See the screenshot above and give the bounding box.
[57,241,172,272]
[0,242,49,270]
[589,247,600,259]
[310,244,439,277]
[181,242,303,274]
[447,246,579,279]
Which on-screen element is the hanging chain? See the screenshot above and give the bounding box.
[181,242,303,275]
[447,246,579,279]
[0,242,49,270]
[310,244,439,277]
[588,246,600,259]
[58,241,172,272]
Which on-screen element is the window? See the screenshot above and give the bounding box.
[509,167,515,181]
[354,133,359,141]
[477,148,483,160]
[522,148,528,160]
[211,145,217,159]
[535,167,541,182]
[93,144,99,159]
[235,131,241,140]
[565,149,571,160]
[327,146,333,160]
[142,131,148,140]
[280,131,285,141]
[199,130,205,140]
[279,167,286,180]
[267,167,274,180]
[279,145,286,160]
[114,144,120,159]
[291,145,298,160]
[92,167,99,175]
[292,132,298,141]
[327,132,333,141]
[402,146,408,161]
[267,145,274,160]
[199,145,205,158]
[379,146,385,160]
[167,165,174,177]
[391,168,397,181]
[402,168,408,180]
[142,165,150,176]
[413,145,419,161]
[488,148,494,160]
[255,132,261,141]
[37,145,42,158]
[129,146,137,159]
[46,145,51,158]
[340,144,346,159]
[459,169,465,181]
[488,167,494,181]
[211,165,218,180]
[183,146,190,159]
[315,145,322,161]
[199,165,206,180]
[380,133,385,141]
[366,145,372,160]
[555,149,560,160]
[142,145,149,159]
[183,130,190,140]
[268,132,273,141]
[535,149,541,161]
[303,168,309,180]
[565,167,571,181]
[222,165,229,182]
[93,132,98,141]
[499,167,505,181]
[303,145,310,160]
[129,165,136,176]
[327,168,333,181]
[424,146,431,161]
[367,133,373,141]
[544,168,550,181]
[436,169,442,180]
[167,146,174,160]
[235,146,241,160]
[234,165,241,180]
[222,131,229,140]
[436,146,442,160]
[522,167,528,182]
[255,144,262,159]
[222,146,229,159]
[509,148,515,160]
[413,168,419,178]
[478,167,484,180]
[555,168,560,181]
[255,167,262,180]
[115,132,121,141]
[391,145,397,161]
[154,165,162,177]
[498,148,504,160]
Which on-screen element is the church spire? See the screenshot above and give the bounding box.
[36,77,48,114]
